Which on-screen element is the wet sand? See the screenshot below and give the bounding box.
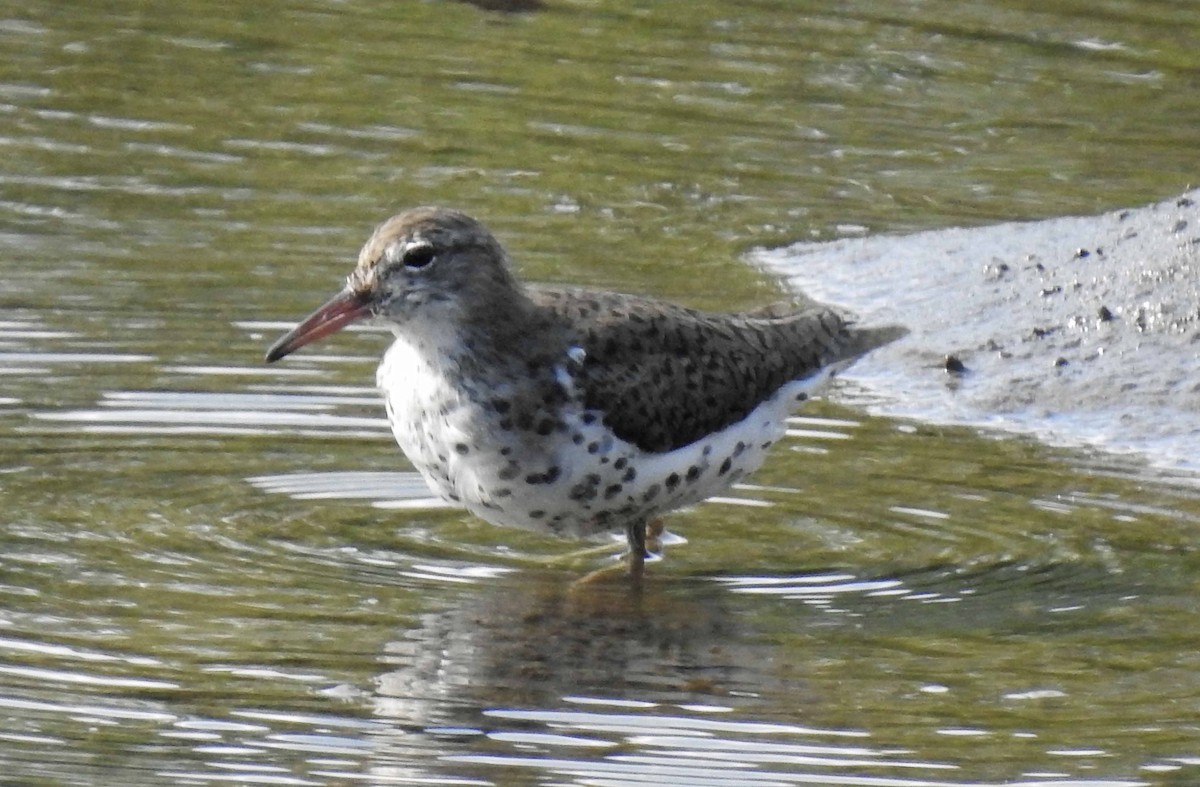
[755,190,1200,471]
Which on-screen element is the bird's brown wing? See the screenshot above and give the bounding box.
[529,287,899,454]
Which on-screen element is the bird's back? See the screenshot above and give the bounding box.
[528,287,903,453]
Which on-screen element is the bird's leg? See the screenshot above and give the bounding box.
[531,518,651,573]
[627,517,666,558]
[644,517,664,555]
[625,520,647,583]
[625,519,647,558]
[560,518,663,589]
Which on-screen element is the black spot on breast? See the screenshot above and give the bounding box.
[613,457,627,470]
[642,483,660,502]
[795,392,808,402]
[622,467,636,483]
[491,399,511,414]
[572,433,585,445]
[454,443,469,455]
[733,441,746,457]
[535,418,556,436]
[569,483,595,501]
[529,509,545,519]
[686,466,701,482]
[587,442,601,454]
[666,473,680,490]
[544,465,561,484]
[604,484,623,500]
[719,457,732,475]
[498,463,519,481]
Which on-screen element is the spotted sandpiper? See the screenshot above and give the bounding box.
[266,208,903,574]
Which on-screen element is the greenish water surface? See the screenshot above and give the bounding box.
[2,1,1199,785]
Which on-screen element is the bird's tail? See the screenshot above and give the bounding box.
[841,322,907,362]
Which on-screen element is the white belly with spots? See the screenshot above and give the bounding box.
[378,333,833,539]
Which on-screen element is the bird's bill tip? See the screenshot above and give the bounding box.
[264,289,371,362]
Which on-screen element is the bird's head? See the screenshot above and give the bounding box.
[265,207,516,362]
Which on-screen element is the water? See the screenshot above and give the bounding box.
[3,0,1200,785]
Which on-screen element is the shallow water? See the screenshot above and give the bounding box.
[3,1,1200,785]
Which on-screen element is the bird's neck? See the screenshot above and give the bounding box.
[388,288,556,381]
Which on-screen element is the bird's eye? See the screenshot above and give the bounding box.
[402,245,436,270]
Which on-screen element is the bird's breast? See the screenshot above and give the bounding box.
[377,337,478,494]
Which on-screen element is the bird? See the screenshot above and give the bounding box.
[265,208,904,577]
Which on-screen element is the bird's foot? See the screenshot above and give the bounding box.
[568,518,666,588]
[528,541,627,570]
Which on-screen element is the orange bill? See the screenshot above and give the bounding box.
[265,289,371,362]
